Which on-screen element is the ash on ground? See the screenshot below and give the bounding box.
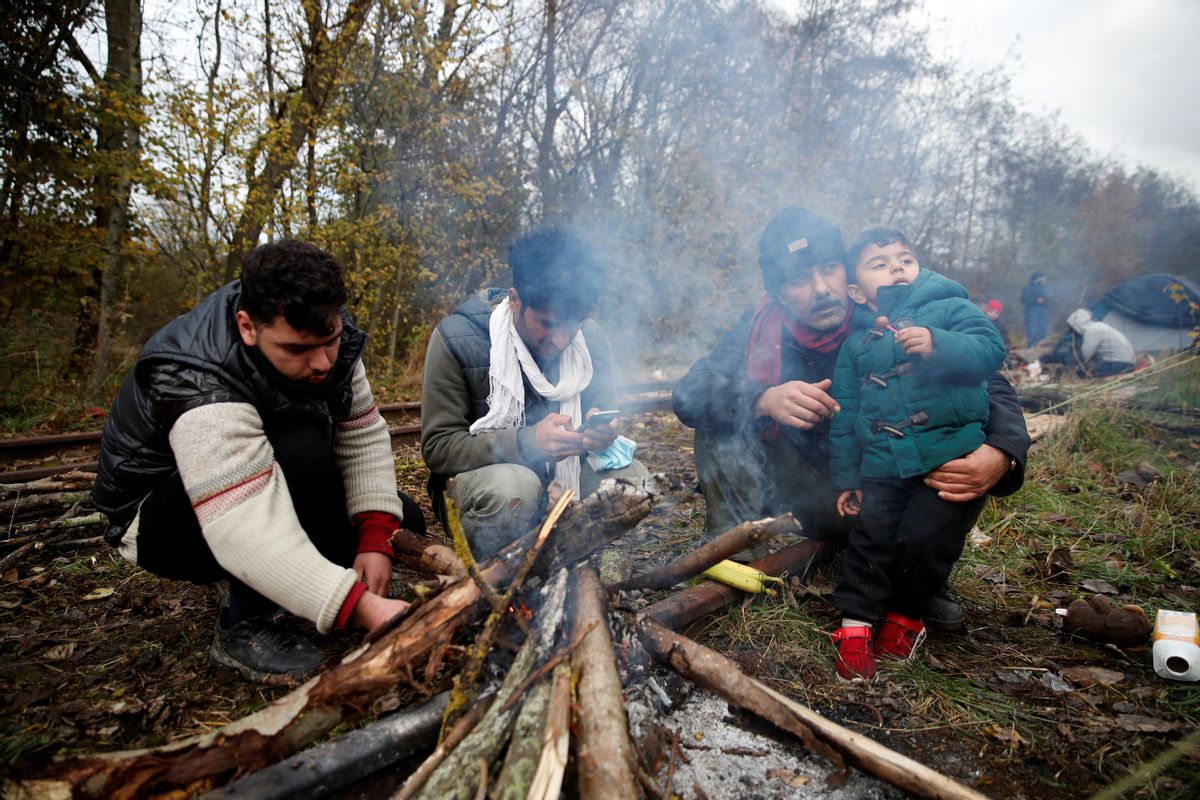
[628,680,901,800]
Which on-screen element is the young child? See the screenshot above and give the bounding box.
[827,229,1006,681]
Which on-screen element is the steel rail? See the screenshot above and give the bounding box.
[1,386,675,483]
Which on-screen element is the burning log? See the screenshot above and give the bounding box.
[406,569,569,800]
[616,514,801,591]
[571,566,639,799]
[636,615,990,800]
[9,477,662,799]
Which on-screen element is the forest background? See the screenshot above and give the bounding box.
[4,0,1200,424]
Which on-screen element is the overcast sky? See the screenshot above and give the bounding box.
[918,0,1200,193]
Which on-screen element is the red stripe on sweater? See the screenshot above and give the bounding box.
[191,465,274,512]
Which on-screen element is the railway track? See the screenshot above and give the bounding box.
[0,384,674,483]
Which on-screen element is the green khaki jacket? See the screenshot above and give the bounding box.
[830,269,1006,486]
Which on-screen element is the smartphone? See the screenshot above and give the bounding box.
[580,409,621,430]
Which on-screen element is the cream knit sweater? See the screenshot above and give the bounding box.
[120,361,401,632]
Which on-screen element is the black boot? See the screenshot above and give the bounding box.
[209,609,327,685]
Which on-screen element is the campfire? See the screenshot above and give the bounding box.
[10,476,988,800]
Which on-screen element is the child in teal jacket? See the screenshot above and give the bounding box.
[828,228,1006,682]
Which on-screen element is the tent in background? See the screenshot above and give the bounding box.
[1042,273,1198,367]
[1090,273,1200,353]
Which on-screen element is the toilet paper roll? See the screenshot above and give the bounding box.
[1153,639,1200,681]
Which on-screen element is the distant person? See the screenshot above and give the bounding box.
[983,299,1011,349]
[672,206,1030,632]
[1065,309,1136,377]
[1021,272,1050,346]
[93,240,422,684]
[828,228,1006,682]
[421,228,649,560]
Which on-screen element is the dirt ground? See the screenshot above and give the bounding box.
[1,410,1196,798]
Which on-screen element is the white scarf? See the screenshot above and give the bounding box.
[469,296,593,494]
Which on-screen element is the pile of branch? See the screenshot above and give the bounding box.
[8,476,989,800]
[1,471,106,574]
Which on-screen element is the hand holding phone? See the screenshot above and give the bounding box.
[580,409,620,430]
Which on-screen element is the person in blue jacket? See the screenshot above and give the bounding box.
[1021,272,1050,347]
[828,228,1006,682]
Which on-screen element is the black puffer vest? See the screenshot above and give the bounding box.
[92,281,366,528]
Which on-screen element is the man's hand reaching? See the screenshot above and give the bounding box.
[754,378,841,430]
[353,551,393,597]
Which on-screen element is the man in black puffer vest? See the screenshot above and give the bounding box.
[94,240,422,684]
[421,228,649,559]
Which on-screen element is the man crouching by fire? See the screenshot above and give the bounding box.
[421,227,650,560]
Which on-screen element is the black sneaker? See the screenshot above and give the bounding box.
[926,588,965,632]
[208,612,326,685]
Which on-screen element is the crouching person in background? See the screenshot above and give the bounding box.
[93,240,423,684]
[421,228,649,560]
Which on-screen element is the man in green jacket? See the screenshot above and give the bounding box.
[421,228,649,558]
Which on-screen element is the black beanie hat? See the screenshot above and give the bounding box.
[757,206,847,291]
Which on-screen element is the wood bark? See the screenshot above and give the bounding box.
[85,0,143,402]
[390,529,466,578]
[411,569,569,800]
[645,538,834,631]
[637,616,990,800]
[617,514,800,591]
[571,566,638,800]
[0,491,90,518]
[526,662,571,800]
[10,478,659,799]
[211,692,448,800]
[491,670,552,800]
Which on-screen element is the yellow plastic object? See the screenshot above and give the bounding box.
[703,559,785,594]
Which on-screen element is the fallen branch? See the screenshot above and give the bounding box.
[0,491,91,519]
[210,692,449,800]
[637,615,991,800]
[410,569,570,800]
[645,538,834,630]
[390,528,467,579]
[572,566,638,799]
[7,512,106,539]
[391,694,496,800]
[525,662,571,800]
[441,490,573,733]
[616,514,800,591]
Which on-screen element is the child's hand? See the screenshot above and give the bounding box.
[837,489,861,517]
[894,325,932,356]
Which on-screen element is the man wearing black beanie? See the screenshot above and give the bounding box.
[672,206,1031,631]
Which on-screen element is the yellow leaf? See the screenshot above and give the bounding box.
[83,587,115,601]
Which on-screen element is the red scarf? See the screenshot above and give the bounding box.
[746,293,850,386]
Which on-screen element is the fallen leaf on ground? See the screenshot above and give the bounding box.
[1061,666,1124,687]
[1081,579,1118,595]
[83,587,114,601]
[767,768,810,787]
[1116,714,1184,734]
[983,725,1027,747]
[45,642,77,661]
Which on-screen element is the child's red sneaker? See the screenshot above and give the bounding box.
[831,625,876,682]
[874,612,927,659]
